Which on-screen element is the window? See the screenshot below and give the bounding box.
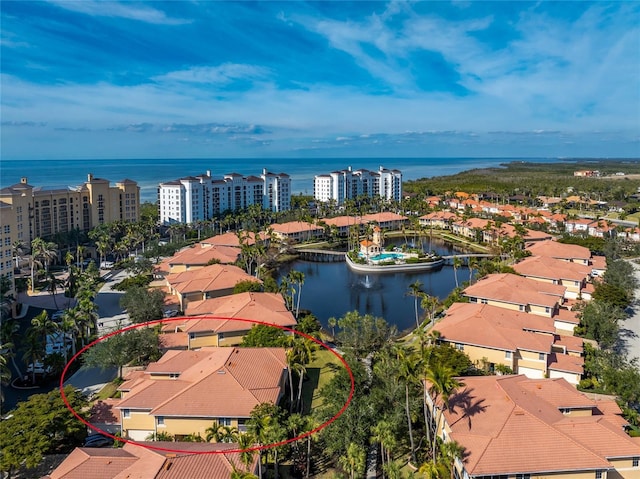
[595,471,603,479]
[519,304,525,312]
[516,475,530,479]
[123,409,130,418]
[505,351,512,360]
[219,418,231,426]
[538,353,545,361]
[455,343,464,351]
[633,457,639,467]
[157,416,165,426]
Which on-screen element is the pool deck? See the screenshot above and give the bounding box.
[346,253,444,273]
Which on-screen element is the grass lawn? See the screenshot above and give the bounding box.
[93,379,122,401]
[301,348,343,414]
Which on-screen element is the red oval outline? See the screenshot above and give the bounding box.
[60,316,354,455]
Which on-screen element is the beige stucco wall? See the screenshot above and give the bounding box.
[609,458,640,479]
[121,410,155,432]
[160,417,242,439]
[189,333,219,349]
[447,343,512,370]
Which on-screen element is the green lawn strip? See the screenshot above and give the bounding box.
[302,349,343,413]
[93,379,122,401]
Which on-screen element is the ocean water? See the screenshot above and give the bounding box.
[1,157,562,203]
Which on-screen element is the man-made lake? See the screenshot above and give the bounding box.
[278,238,472,333]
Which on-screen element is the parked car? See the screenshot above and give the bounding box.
[163,309,179,318]
[83,433,115,448]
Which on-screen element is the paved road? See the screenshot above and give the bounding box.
[64,268,132,396]
[624,261,640,365]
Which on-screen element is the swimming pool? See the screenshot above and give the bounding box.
[367,252,405,261]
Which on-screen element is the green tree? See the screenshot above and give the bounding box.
[233,280,264,294]
[241,324,288,347]
[0,386,88,476]
[120,286,165,323]
[82,327,160,379]
[336,311,397,359]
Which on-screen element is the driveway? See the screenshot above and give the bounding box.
[624,261,640,364]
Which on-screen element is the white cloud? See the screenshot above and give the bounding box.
[47,0,191,25]
[153,64,270,85]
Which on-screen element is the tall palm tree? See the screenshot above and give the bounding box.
[287,270,305,318]
[440,440,465,479]
[12,239,26,270]
[407,280,424,329]
[237,432,256,473]
[426,364,463,460]
[397,347,420,465]
[338,442,366,479]
[30,310,59,352]
[420,294,440,330]
[22,333,45,384]
[452,257,462,288]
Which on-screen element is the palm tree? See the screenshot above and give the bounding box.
[22,333,45,384]
[440,440,465,479]
[407,280,424,329]
[328,317,337,340]
[205,421,239,443]
[467,256,478,284]
[371,419,396,478]
[452,257,462,288]
[420,293,440,330]
[30,310,59,351]
[287,270,305,318]
[237,432,256,473]
[397,347,420,465]
[426,364,463,460]
[12,239,26,270]
[338,442,366,479]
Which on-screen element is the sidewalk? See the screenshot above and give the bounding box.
[16,290,76,311]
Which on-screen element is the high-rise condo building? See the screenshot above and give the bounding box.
[313,165,402,205]
[0,174,140,295]
[158,169,291,225]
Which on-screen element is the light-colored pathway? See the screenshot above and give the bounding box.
[624,261,640,365]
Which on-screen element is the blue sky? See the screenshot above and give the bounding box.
[1,1,639,160]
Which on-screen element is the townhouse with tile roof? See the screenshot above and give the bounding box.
[270,221,325,242]
[462,272,585,336]
[159,292,297,350]
[426,375,640,479]
[433,303,584,384]
[463,273,566,318]
[44,441,259,479]
[153,243,242,276]
[162,263,261,312]
[116,347,287,441]
[513,255,594,300]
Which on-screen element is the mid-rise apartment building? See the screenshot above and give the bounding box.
[0,175,140,292]
[158,169,291,225]
[313,165,402,205]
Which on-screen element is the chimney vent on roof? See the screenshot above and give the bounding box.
[218,369,226,374]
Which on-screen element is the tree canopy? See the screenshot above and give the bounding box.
[0,386,89,474]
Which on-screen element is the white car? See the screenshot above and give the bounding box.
[163,309,179,318]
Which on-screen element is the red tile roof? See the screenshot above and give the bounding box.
[434,303,555,353]
[181,292,296,329]
[463,273,565,308]
[442,375,635,475]
[117,347,287,419]
[513,255,591,282]
[526,240,591,261]
[48,442,258,479]
[166,264,260,295]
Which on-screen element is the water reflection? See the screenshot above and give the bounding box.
[278,238,470,333]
